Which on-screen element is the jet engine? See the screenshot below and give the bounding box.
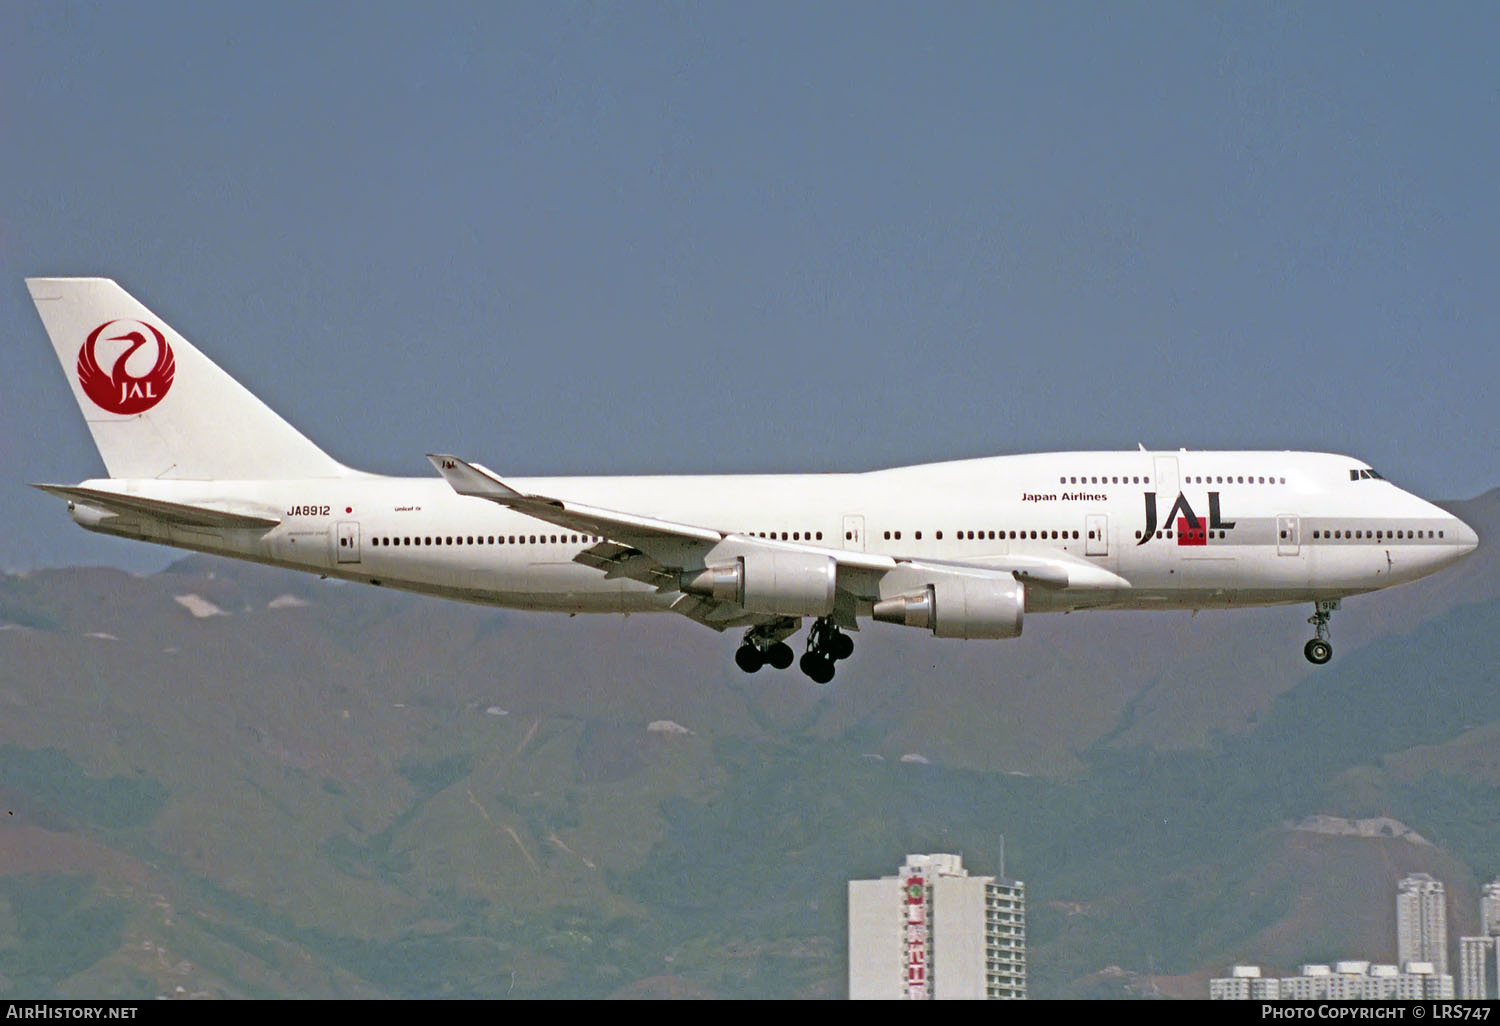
[872,576,1025,639]
[681,550,838,617]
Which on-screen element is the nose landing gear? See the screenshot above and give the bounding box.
[1304,599,1339,664]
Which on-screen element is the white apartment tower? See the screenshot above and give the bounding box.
[1482,879,1500,937]
[1458,936,1496,1000]
[1396,873,1448,975]
[848,853,1026,1000]
[1457,878,1500,1000]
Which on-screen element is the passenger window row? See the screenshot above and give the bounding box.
[954,529,1080,541]
[371,534,603,547]
[868,529,1087,542]
[1186,475,1286,485]
[1058,475,1147,485]
[1312,528,1442,540]
[1056,473,1288,486]
[752,531,824,541]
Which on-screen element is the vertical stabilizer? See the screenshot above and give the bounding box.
[27,277,353,480]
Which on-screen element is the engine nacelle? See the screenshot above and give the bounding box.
[681,550,837,617]
[872,576,1025,640]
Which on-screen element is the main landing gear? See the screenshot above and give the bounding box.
[798,617,854,685]
[734,617,798,674]
[1304,598,1339,665]
[733,616,854,683]
[734,637,794,673]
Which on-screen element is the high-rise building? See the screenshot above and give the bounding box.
[1458,936,1496,1000]
[848,853,1025,1000]
[1397,873,1448,975]
[1481,879,1500,937]
[1457,879,1500,1000]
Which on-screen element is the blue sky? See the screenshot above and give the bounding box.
[3,1,1497,572]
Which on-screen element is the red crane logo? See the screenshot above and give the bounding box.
[77,320,176,415]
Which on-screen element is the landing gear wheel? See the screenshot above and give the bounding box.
[806,615,854,667]
[1304,598,1339,665]
[766,641,794,670]
[800,651,835,684]
[1304,639,1332,665]
[735,643,766,673]
[734,617,800,674]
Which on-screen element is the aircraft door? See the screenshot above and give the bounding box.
[1153,455,1179,500]
[1277,515,1300,556]
[1086,514,1108,556]
[842,515,865,551]
[336,521,361,564]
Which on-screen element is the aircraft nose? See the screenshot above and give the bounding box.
[1452,516,1479,556]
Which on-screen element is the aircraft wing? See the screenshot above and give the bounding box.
[428,455,1127,631]
[32,484,281,531]
[427,454,721,544]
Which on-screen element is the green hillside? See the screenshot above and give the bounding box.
[0,530,1496,997]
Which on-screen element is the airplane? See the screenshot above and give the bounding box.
[27,278,1479,682]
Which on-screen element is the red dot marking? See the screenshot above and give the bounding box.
[345,507,353,513]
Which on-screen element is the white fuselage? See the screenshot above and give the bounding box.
[68,450,1478,619]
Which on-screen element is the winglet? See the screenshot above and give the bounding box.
[426,454,527,503]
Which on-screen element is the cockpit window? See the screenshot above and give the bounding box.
[1350,468,1386,481]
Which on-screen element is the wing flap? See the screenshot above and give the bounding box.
[574,542,680,589]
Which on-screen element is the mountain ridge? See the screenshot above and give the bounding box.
[0,486,1494,997]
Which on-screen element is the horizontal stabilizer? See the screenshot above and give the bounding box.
[33,484,280,530]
